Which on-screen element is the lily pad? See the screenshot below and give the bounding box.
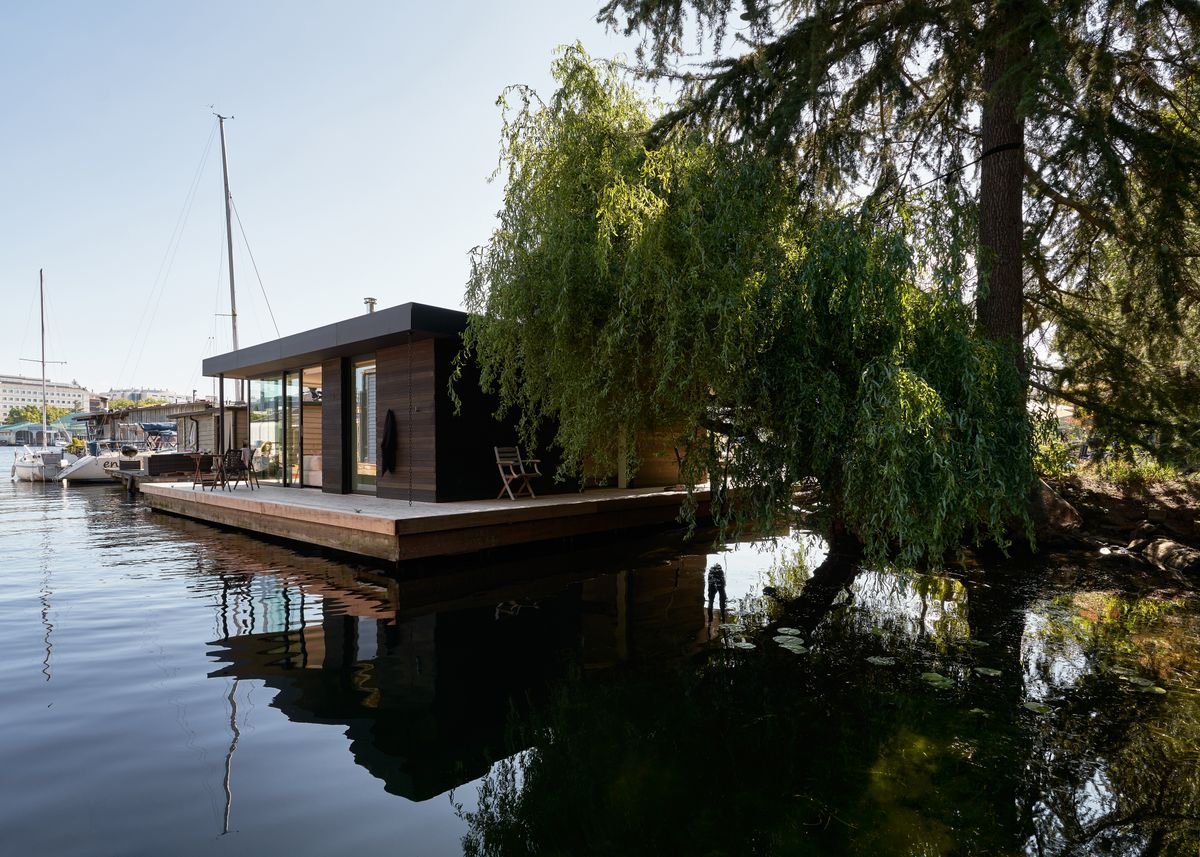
[974,667,1002,677]
[776,627,802,636]
[968,708,990,716]
[921,672,955,688]
[718,623,741,631]
[866,656,896,666]
[730,641,756,650]
[775,638,808,654]
[1124,675,1155,687]
[1022,701,1053,714]
[1108,665,1136,676]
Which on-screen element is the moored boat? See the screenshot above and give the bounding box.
[13,446,77,482]
[11,271,77,483]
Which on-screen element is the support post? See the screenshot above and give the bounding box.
[218,373,225,452]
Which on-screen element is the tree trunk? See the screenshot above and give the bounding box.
[977,4,1030,364]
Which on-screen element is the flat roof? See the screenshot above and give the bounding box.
[202,302,468,379]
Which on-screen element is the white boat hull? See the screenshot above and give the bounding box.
[59,454,126,483]
[12,448,77,482]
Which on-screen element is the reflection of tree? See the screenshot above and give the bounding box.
[1017,594,1200,854]
[460,640,1032,856]
[461,546,1035,856]
[461,551,1200,856]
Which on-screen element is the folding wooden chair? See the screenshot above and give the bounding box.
[495,446,541,499]
[191,453,219,491]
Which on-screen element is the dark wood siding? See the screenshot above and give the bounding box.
[321,356,346,494]
[433,338,578,501]
[376,339,437,502]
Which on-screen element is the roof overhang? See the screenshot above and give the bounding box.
[202,302,468,379]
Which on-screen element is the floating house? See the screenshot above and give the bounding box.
[202,302,541,502]
[138,301,701,564]
[202,301,686,501]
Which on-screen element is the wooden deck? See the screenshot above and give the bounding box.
[140,482,706,564]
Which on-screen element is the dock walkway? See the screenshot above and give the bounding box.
[140,483,702,563]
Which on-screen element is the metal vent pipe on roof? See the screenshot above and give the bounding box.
[364,297,377,314]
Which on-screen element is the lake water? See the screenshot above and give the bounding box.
[1,446,1197,856]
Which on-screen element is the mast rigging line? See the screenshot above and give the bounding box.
[229,197,281,339]
[117,122,218,389]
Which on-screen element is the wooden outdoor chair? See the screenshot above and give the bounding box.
[191,453,220,491]
[495,446,541,500]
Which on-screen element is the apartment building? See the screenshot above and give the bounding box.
[0,374,90,422]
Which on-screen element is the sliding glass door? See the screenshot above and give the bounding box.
[352,357,376,493]
[300,366,322,487]
[249,376,284,484]
[248,371,310,488]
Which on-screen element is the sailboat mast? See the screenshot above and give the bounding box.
[216,115,239,352]
[39,269,48,446]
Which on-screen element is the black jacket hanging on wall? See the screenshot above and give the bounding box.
[381,409,397,475]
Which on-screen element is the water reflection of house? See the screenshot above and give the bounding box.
[205,550,712,801]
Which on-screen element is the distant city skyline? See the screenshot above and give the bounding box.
[1,2,647,396]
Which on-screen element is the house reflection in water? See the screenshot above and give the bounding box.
[204,542,715,802]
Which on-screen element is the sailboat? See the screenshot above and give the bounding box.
[12,271,78,482]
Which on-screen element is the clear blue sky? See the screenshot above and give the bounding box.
[1,2,643,398]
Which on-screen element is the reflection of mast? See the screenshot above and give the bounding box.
[222,679,241,835]
[39,567,53,681]
[220,572,246,835]
[39,500,54,681]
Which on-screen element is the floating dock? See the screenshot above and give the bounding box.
[140,483,707,564]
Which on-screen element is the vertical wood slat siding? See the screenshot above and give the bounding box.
[434,338,501,501]
[376,339,437,502]
[321,356,345,493]
[432,338,580,501]
[301,403,322,452]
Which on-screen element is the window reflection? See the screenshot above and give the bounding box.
[249,376,283,484]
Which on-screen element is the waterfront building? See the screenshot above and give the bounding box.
[79,400,245,451]
[203,303,522,500]
[102,387,192,404]
[0,373,90,422]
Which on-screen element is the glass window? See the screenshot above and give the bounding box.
[249,376,283,484]
[353,358,376,493]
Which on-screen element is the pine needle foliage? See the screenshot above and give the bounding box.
[597,0,1200,446]
[1040,77,1200,461]
[462,47,1033,565]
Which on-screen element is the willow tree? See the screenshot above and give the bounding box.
[463,47,1032,564]
[597,1,1200,391]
